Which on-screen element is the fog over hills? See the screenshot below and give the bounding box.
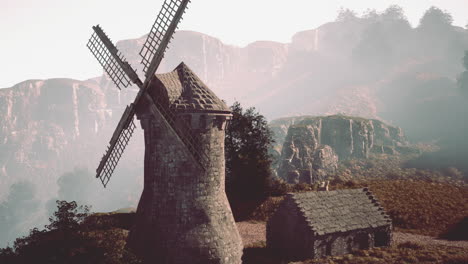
[0,6,467,247]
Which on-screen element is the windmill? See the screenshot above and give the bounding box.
[86,0,243,263]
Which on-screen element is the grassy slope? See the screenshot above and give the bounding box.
[250,179,468,238]
[243,242,468,264]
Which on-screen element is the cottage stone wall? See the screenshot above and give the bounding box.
[269,220,391,260]
[267,190,392,261]
[127,110,243,264]
[313,230,371,259]
[267,195,314,260]
[314,225,391,258]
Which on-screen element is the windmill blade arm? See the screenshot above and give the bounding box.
[140,0,190,79]
[87,25,143,89]
[96,105,137,187]
[141,92,209,171]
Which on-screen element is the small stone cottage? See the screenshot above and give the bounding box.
[267,188,392,260]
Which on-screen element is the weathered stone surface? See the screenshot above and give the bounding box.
[275,116,407,183]
[267,188,392,261]
[312,145,339,182]
[277,125,338,184]
[0,78,144,201]
[127,63,243,264]
[270,115,407,159]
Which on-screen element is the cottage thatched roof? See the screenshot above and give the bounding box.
[287,188,391,236]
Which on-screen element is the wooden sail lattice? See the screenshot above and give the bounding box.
[96,105,136,187]
[140,0,188,75]
[88,0,210,187]
[87,29,132,89]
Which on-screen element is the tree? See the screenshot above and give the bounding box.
[381,5,410,26]
[225,102,274,201]
[458,51,468,96]
[0,182,39,248]
[336,8,359,22]
[419,6,453,30]
[353,5,412,68]
[463,50,468,70]
[0,200,141,264]
[45,200,90,231]
[0,201,94,264]
[57,167,93,203]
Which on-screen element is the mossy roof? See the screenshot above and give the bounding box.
[287,188,392,236]
[152,62,230,113]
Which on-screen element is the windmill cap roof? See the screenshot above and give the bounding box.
[153,62,231,114]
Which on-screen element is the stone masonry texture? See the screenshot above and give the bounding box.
[127,63,243,264]
[267,188,392,261]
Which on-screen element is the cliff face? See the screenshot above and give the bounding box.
[274,116,407,183]
[0,79,143,200]
[115,31,289,104]
[277,125,338,184]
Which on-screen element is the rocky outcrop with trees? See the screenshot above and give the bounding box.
[273,115,409,183]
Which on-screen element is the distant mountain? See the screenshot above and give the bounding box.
[115,20,468,139]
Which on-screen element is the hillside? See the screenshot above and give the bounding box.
[2,179,466,263]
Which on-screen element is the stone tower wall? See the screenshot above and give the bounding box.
[127,111,243,264]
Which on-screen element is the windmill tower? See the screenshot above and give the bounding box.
[86,1,243,263]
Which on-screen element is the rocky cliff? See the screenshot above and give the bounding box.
[115,31,289,105]
[0,78,144,201]
[277,125,339,184]
[273,115,408,183]
[0,30,292,203]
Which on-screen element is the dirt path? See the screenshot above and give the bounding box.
[236,221,468,248]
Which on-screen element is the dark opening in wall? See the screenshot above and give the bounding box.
[375,230,390,247]
[357,233,369,249]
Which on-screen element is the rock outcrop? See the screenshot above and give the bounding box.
[275,115,407,183]
[277,125,338,184]
[0,78,143,201]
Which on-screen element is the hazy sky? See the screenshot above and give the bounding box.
[0,0,467,88]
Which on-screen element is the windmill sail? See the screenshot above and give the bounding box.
[88,0,209,187]
[140,0,190,78]
[87,25,143,88]
[96,105,137,187]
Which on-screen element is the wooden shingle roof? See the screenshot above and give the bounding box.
[288,188,392,236]
[153,62,230,113]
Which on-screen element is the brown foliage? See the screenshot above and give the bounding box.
[242,242,468,264]
[364,180,468,237]
[250,178,467,238]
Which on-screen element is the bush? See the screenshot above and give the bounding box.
[0,200,141,264]
[365,180,468,236]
